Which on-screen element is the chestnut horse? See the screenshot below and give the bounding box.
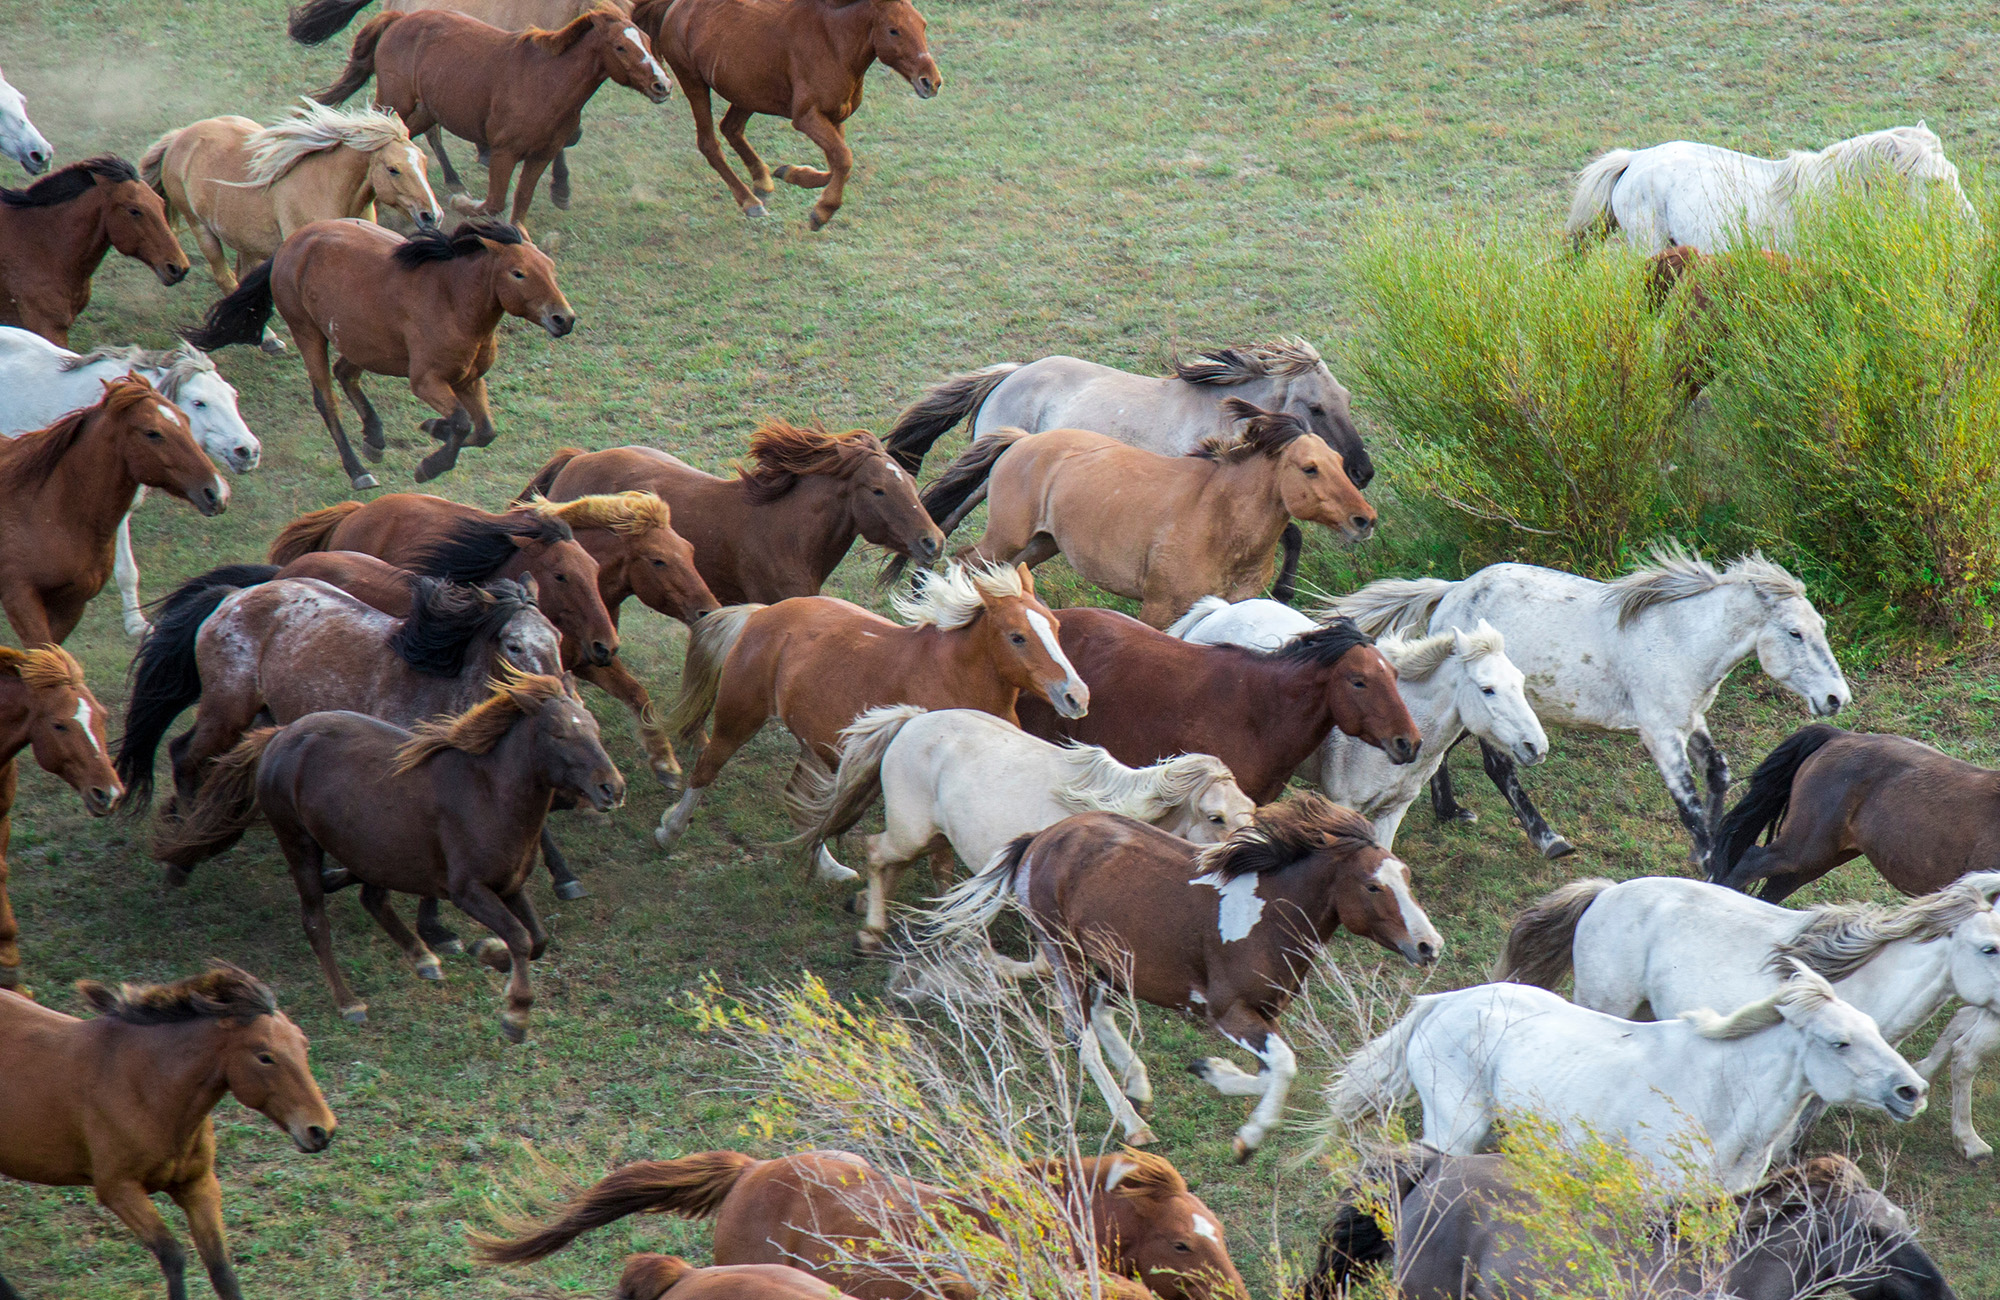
[312,6,671,227]
[0,964,335,1300]
[631,0,941,229]
[477,1147,1247,1300]
[933,796,1442,1158]
[0,156,190,346]
[0,374,227,648]
[521,422,944,605]
[158,672,624,1041]
[182,218,572,487]
[1014,606,1418,804]
[0,645,121,989]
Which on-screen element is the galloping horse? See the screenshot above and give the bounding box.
[0,156,190,346]
[0,375,227,648]
[183,219,572,487]
[631,0,941,230]
[0,65,51,174]
[522,424,944,605]
[613,1260,868,1300]
[0,964,336,1300]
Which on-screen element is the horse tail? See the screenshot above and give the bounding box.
[518,447,587,504]
[267,501,364,564]
[1324,998,1438,1125]
[1326,577,1453,638]
[1302,1151,1435,1300]
[1492,878,1613,988]
[180,260,276,353]
[151,726,279,871]
[288,0,377,45]
[310,12,397,105]
[883,363,1022,474]
[920,428,1028,534]
[664,604,761,746]
[471,1151,759,1266]
[924,833,1035,950]
[617,1254,696,1300]
[1164,595,1231,641]
[138,130,177,213]
[1567,148,1635,242]
[1709,724,1844,884]
[787,704,926,848]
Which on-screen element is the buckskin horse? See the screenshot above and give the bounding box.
[0,155,190,346]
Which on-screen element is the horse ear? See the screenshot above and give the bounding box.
[1102,1156,1138,1190]
[76,980,119,1016]
[1451,626,1470,656]
[1015,562,1036,594]
[519,572,540,601]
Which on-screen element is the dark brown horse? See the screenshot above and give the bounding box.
[521,423,944,606]
[0,156,190,346]
[182,219,572,487]
[158,672,623,1041]
[1014,605,1418,803]
[0,964,335,1300]
[631,0,941,229]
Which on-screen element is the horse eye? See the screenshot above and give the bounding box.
[1209,814,1225,824]
[1834,1040,1851,1051]
[145,430,163,441]
[512,269,526,279]
[1309,404,1325,415]
[889,26,901,34]
[872,487,886,496]
[256,1052,276,1066]
[1983,945,1999,955]
[51,721,67,732]
[1365,883,1383,893]
[193,399,206,408]
[1173,1242,1192,1253]
[1789,629,1804,640]
[1351,677,1367,688]
[1303,465,1319,476]
[389,166,401,175]
[651,558,666,568]
[1481,685,1496,696]
[554,572,567,582]
[1010,633,1027,645]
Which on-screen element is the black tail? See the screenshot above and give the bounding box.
[181,261,276,352]
[309,12,395,104]
[1301,1153,1434,1300]
[117,564,280,811]
[1708,723,1844,883]
[918,429,1028,532]
[287,0,375,44]
[883,363,1020,474]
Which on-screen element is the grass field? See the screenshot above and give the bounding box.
[5,0,2000,1295]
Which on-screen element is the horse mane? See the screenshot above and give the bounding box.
[1738,1154,1870,1228]
[1194,792,1378,881]
[240,99,413,187]
[391,219,525,268]
[735,419,889,504]
[1605,543,1807,626]
[77,961,277,1026]
[890,560,1024,630]
[1098,1148,1191,1201]
[1170,336,1325,385]
[1772,873,2000,981]
[1255,617,1374,669]
[1768,124,1953,200]
[388,577,540,677]
[390,667,572,773]
[406,509,574,581]
[1374,623,1505,683]
[526,490,670,537]
[524,4,624,52]
[1052,746,1235,822]
[57,340,217,403]
[0,373,167,492]
[0,643,88,692]
[1191,398,1313,463]
[1681,965,1838,1040]
[0,154,139,208]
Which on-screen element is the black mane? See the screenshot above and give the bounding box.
[1263,617,1375,667]
[406,512,573,582]
[0,155,140,208]
[389,577,540,676]
[392,220,526,268]
[1201,792,1380,880]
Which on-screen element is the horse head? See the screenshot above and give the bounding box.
[510,524,619,667]
[1087,1150,1249,1300]
[95,161,189,285]
[0,645,120,815]
[1280,622,1419,765]
[1328,838,1440,967]
[518,673,626,813]
[870,0,942,99]
[100,375,228,515]
[1275,361,1373,489]
[1735,558,1849,717]
[154,346,260,474]
[590,9,674,103]
[576,492,720,625]
[1441,621,1545,767]
[1218,399,1374,542]
[979,564,1088,719]
[1734,1156,1956,1300]
[844,435,943,562]
[1690,966,1925,1121]
[0,71,51,175]
[1944,876,2000,1015]
[476,224,574,338]
[363,121,441,230]
[1151,755,1256,843]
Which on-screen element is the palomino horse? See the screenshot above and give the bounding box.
[0,329,260,637]
[885,340,1372,604]
[477,1147,1248,1300]
[159,672,623,1040]
[933,795,1442,1157]
[0,156,190,346]
[1013,606,1420,804]
[1334,546,1849,861]
[0,374,227,648]
[614,1260,866,1300]
[631,0,941,230]
[655,562,1089,862]
[521,424,944,605]
[0,65,51,174]
[0,645,120,989]
[1500,872,2000,1163]
[312,6,671,227]
[918,404,1375,628]
[793,704,1255,951]
[0,964,335,1300]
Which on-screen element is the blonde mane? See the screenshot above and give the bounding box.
[1375,623,1505,683]
[526,490,670,537]
[390,668,572,774]
[890,561,1026,630]
[1773,872,2000,981]
[1681,966,1838,1040]
[1052,746,1236,821]
[240,100,414,187]
[1606,544,1806,626]
[0,643,88,692]
[1772,123,1955,199]
[1172,336,1327,384]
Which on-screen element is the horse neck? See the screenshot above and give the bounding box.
[1383,664,1461,749]
[1668,1024,1812,1187]
[433,256,509,338]
[111,1018,236,1150]
[1197,456,1291,549]
[811,0,882,81]
[35,407,143,540]
[748,477,862,590]
[1237,655,1339,777]
[1651,584,1764,691]
[0,679,32,766]
[441,714,557,836]
[520,29,614,120]
[283,146,376,219]
[932,619,1020,716]
[31,187,116,294]
[1826,940,1954,1043]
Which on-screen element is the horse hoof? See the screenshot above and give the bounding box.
[1127,1126,1157,1148]
[743,201,767,219]
[413,455,452,484]
[415,958,444,982]
[1444,809,1478,825]
[1541,837,1577,860]
[554,880,589,901]
[349,473,380,491]
[1964,1144,1994,1165]
[472,937,511,970]
[125,618,154,639]
[361,441,383,464]
[771,164,791,181]
[550,188,571,210]
[1231,1136,1255,1164]
[430,936,464,956]
[807,211,831,231]
[854,929,886,955]
[341,1004,368,1024]
[259,337,288,356]
[500,1017,528,1045]
[0,965,19,989]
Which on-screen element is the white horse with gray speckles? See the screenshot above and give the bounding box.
[0,65,51,175]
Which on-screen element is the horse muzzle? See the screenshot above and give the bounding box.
[190,478,230,517]
[1886,1082,1927,1121]
[20,148,49,175]
[155,262,190,287]
[541,310,576,339]
[588,776,626,812]
[290,1122,335,1153]
[1384,734,1420,765]
[1809,688,1849,717]
[227,446,261,474]
[906,67,942,99]
[645,81,673,104]
[1398,936,1440,967]
[1512,739,1547,767]
[1048,682,1089,719]
[83,783,122,817]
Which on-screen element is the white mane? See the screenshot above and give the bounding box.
[890,561,1026,630]
[1052,746,1235,820]
[54,340,217,402]
[1606,544,1807,626]
[1774,872,2000,981]
[1375,623,1505,683]
[1681,966,1838,1040]
[1773,123,1955,200]
[240,100,413,187]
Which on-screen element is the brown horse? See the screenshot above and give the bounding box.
[0,156,190,346]
[631,0,941,229]
[521,422,944,605]
[312,5,670,227]
[918,403,1377,627]
[1014,606,1418,803]
[1644,244,1801,398]
[0,964,335,1300]
[158,672,623,1041]
[654,562,1088,863]
[476,1147,1247,1300]
[610,1259,863,1300]
[0,374,227,648]
[934,796,1443,1158]
[182,218,572,488]
[0,645,120,990]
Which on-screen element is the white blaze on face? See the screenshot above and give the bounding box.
[1378,857,1440,951]
[74,697,103,755]
[888,462,906,483]
[623,27,668,82]
[154,402,180,425]
[1191,1214,1220,1244]
[1194,871,1264,943]
[1023,608,1083,701]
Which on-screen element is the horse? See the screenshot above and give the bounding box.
[1568,123,1977,254]
[1326,967,1925,1195]
[0,329,260,637]
[654,562,1089,865]
[157,671,624,1041]
[311,5,671,228]
[474,1147,1248,1300]
[931,795,1442,1158]
[885,340,1372,604]
[520,425,944,606]
[0,64,50,175]
[630,0,940,230]
[182,218,572,488]
[0,374,228,648]
[0,156,190,347]
[1499,872,2000,1164]
[0,645,120,989]
[1333,546,1849,862]
[0,964,336,1300]
[791,704,1256,952]
[915,404,1376,628]
[1012,606,1420,805]
[612,1259,867,1300]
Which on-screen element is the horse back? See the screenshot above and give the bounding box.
[712,1152,959,1299]
[0,998,128,1186]
[977,357,1213,455]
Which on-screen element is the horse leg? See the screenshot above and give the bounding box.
[1193,1005,1297,1161]
[299,333,378,491]
[114,505,152,637]
[0,763,18,988]
[501,885,548,960]
[1917,1005,2000,1163]
[278,827,366,1021]
[1062,972,1155,1146]
[334,358,386,462]
[575,656,678,789]
[1640,725,1709,863]
[507,155,550,231]
[1686,724,1730,836]
[538,825,586,900]
[0,583,58,648]
[416,898,462,954]
[789,109,853,231]
[1270,522,1304,606]
[448,876,537,1043]
[682,84,765,217]
[358,883,443,982]
[1087,984,1154,1118]
[411,372,474,484]
[425,126,465,194]
[549,150,571,210]
[168,1172,244,1300]
[786,754,859,884]
[719,105,775,197]
[95,1180,191,1300]
[656,699,762,852]
[858,838,920,954]
[1480,738,1573,858]
[1428,732,1477,824]
[468,148,520,221]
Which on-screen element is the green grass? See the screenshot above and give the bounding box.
[6,0,2000,1295]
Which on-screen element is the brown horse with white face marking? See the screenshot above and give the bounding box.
[0,156,190,346]
[933,796,1443,1159]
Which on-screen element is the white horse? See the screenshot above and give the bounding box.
[1498,872,2000,1163]
[0,65,51,175]
[1568,123,1977,254]
[1168,597,1546,850]
[1326,969,1927,1195]
[1332,547,1850,861]
[0,328,261,636]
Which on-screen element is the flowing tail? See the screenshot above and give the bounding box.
[1323,577,1455,638]
[267,501,364,563]
[1567,148,1635,241]
[517,447,587,503]
[663,604,762,746]
[151,727,279,870]
[920,428,1029,534]
[472,1151,757,1266]
[921,833,1036,950]
[1708,724,1844,884]
[883,363,1022,474]
[180,260,276,352]
[138,129,178,213]
[1163,595,1231,641]
[1492,878,1614,987]
[310,12,397,104]
[1324,998,1440,1125]
[287,0,377,44]
[786,704,927,849]
[617,1255,697,1300]
[1302,1151,1437,1300]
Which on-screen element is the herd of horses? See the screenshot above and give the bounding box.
[0,9,1993,1300]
